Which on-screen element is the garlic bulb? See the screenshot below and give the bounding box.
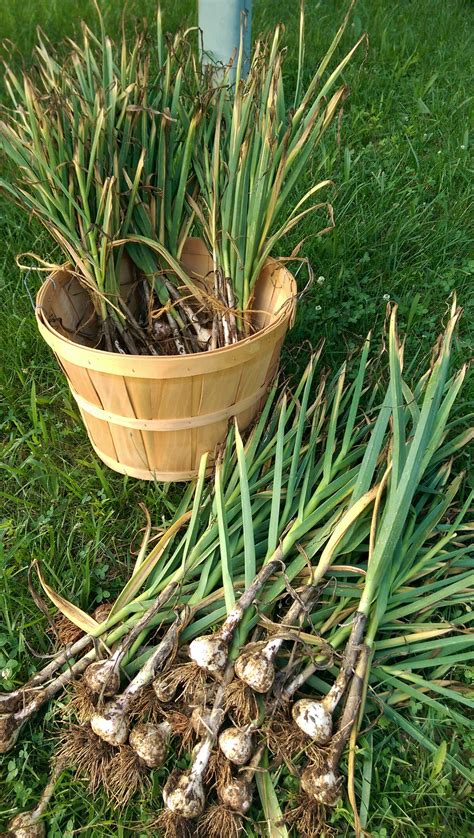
[129,721,171,768]
[300,763,340,806]
[83,661,120,697]
[234,651,275,694]
[291,698,332,743]
[162,770,205,818]
[218,726,253,766]
[189,561,282,677]
[90,704,129,746]
[152,674,177,703]
[188,635,228,675]
[218,777,253,814]
[6,812,45,838]
[92,603,112,623]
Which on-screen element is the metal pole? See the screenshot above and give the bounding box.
[198,0,252,79]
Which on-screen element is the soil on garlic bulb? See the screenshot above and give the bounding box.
[291,698,333,744]
[300,761,341,806]
[4,812,46,838]
[129,721,170,767]
[218,727,253,766]
[83,661,120,697]
[162,769,206,819]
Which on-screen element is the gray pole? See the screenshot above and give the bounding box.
[198,0,252,79]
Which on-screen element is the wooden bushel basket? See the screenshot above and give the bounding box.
[35,239,296,481]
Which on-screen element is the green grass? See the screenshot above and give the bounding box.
[0,1,472,835]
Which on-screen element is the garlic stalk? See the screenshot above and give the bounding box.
[300,644,369,806]
[189,559,281,675]
[234,585,320,693]
[0,583,179,715]
[3,758,63,837]
[83,586,178,699]
[1,585,182,753]
[163,656,235,818]
[163,278,212,347]
[297,303,463,746]
[0,632,94,714]
[0,646,98,754]
[288,611,367,743]
[91,611,185,746]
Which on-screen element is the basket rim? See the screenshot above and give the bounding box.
[35,255,296,378]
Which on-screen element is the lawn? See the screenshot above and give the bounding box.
[0,1,472,836]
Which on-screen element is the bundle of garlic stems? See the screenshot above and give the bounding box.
[276,302,474,814]
[157,302,471,827]
[1,5,364,355]
[0,345,356,757]
[286,474,473,826]
[287,305,463,715]
[2,304,472,834]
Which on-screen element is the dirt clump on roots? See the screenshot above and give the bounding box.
[130,684,163,723]
[50,613,84,646]
[166,708,197,754]
[63,679,100,724]
[158,661,217,707]
[49,603,111,648]
[205,746,233,786]
[265,708,322,765]
[286,792,336,838]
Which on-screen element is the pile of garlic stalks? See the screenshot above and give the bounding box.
[1,302,472,837]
